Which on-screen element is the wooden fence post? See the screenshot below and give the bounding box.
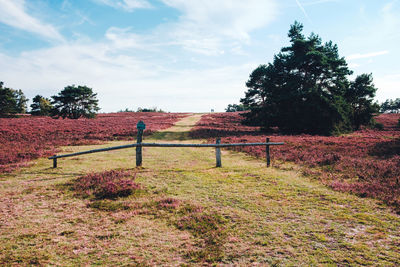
[136,121,146,167]
[266,137,270,167]
[216,138,222,167]
[53,156,57,168]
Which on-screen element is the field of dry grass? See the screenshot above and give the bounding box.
[1,114,400,265]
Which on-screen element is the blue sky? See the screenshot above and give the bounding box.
[0,0,399,112]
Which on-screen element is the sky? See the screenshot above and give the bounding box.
[0,0,399,112]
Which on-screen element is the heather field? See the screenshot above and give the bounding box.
[0,112,187,173]
[191,112,400,211]
[1,114,400,265]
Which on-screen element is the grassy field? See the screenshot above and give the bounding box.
[1,115,400,265]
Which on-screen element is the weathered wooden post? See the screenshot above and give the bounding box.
[53,156,57,168]
[266,137,270,167]
[136,121,146,167]
[216,138,222,167]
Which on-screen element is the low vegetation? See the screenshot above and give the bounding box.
[0,112,187,173]
[1,114,400,265]
[70,168,227,262]
[73,169,140,199]
[192,112,400,212]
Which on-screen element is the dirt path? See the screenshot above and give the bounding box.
[160,113,203,132]
[1,114,400,265]
[150,113,203,140]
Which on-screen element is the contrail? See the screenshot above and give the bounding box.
[295,0,312,23]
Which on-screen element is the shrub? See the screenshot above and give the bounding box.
[73,169,140,199]
[157,197,181,210]
[94,179,140,199]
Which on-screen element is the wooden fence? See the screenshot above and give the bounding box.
[49,121,284,168]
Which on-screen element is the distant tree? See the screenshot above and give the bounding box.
[241,22,378,135]
[136,107,165,112]
[30,95,53,116]
[118,108,135,112]
[14,89,28,113]
[381,98,400,113]
[51,85,100,119]
[225,104,248,112]
[0,81,17,115]
[0,81,28,116]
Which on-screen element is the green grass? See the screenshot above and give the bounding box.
[1,114,400,265]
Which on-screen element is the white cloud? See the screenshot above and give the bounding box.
[0,34,254,112]
[0,0,64,42]
[101,0,278,56]
[161,0,277,41]
[93,0,152,11]
[347,51,389,60]
[0,0,278,112]
[156,0,277,55]
[105,27,145,49]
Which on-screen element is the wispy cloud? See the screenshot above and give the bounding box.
[295,0,311,22]
[347,50,389,60]
[162,0,277,40]
[0,39,253,112]
[99,0,278,56]
[159,0,277,54]
[301,0,338,6]
[93,0,152,12]
[0,0,64,42]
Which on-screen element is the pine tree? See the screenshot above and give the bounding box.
[52,85,100,119]
[241,22,378,135]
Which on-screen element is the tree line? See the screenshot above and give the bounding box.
[380,98,400,114]
[227,22,398,135]
[0,83,99,119]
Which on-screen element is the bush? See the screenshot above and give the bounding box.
[94,179,140,199]
[73,169,140,199]
[157,197,181,210]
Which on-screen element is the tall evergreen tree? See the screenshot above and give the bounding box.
[241,22,378,135]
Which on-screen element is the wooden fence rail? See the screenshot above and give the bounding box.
[49,121,284,168]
